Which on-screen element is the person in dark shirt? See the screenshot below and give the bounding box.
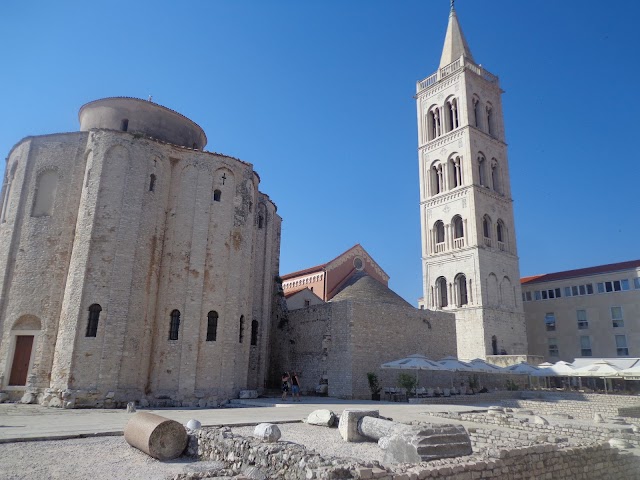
[281,372,290,401]
[291,371,301,402]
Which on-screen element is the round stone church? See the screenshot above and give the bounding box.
[0,97,281,407]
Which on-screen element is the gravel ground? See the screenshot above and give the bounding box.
[232,423,385,463]
[0,436,225,480]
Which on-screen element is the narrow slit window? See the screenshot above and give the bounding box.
[239,315,244,343]
[85,304,102,337]
[121,119,129,132]
[250,320,258,346]
[206,311,218,341]
[169,310,181,340]
[213,190,222,202]
[149,174,156,192]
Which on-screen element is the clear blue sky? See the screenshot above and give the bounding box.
[1,1,638,304]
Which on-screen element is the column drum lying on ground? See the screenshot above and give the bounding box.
[124,412,188,460]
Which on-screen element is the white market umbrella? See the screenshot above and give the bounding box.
[620,362,640,380]
[381,354,445,371]
[533,361,575,377]
[467,358,507,374]
[570,360,623,394]
[381,354,445,390]
[438,356,475,388]
[438,356,474,372]
[506,362,540,375]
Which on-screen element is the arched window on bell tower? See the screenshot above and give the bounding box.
[486,103,494,136]
[477,154,487,187]
[491,158,501,194]
[482,215,492,247]
[472,96,481,129]
[436,276,448,308]
[445,97,459,132]
[431,162,444,195]
[455,274,468,306]
[449,155,463,188]
[434,220,445,253]
[452,215,464,248]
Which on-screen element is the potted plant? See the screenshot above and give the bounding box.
[398,373,418,400]
[367,372,382,401]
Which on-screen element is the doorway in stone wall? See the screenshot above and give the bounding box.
[9,335,34,386]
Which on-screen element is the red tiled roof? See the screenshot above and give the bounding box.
[281,263,326,281]
[520,259,640,285]
[283,286,310,298]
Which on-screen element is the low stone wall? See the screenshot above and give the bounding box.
[427,411,640,448]
[502,392,640,419]
[408,390,521,405]
[181,425,640,480]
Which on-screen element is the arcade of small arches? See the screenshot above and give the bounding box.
[428,214,510,255]
[429,214,467,254]
[471,95,496,137]
[425,151,503,198]
[429,272,517,310]
[420,93,497,146]
[430,273,472,309]
[422,95,461,143]
[426,154,464,197]
[482,215,509,252]
[282,273,324,290]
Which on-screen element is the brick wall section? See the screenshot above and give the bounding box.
[182,427,640,480]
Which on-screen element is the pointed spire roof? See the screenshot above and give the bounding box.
[439,1,475,69]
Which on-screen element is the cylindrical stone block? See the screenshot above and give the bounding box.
[124,412,188,460]
[359,416,413,441]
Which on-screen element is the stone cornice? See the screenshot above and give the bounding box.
[421,186,470,207]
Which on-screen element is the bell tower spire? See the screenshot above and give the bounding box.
[439,0,475,69]
[415,4,527,360]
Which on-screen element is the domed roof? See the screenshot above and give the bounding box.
[330,271,412,308]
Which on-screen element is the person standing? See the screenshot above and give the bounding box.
[291,371,301,402]
[281,372,290,401]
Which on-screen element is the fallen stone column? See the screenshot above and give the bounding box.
[338,409,472,463]
[124,412,188,460]
[359,415,413,440]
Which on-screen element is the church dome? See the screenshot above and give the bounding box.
[330,271,412,307]
[78,97,207,149]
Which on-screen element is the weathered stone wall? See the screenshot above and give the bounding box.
[0,111,281,408]
[502,392,640,419]
[429,410,640,448]
[270,298,457,399]
[184,426,640,480]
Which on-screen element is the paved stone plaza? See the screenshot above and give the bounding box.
[2,394,640,479]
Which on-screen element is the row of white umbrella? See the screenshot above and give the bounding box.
[381,354,640,379]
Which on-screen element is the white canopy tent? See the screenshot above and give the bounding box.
[569,359,623,394]
[381,354,446,391]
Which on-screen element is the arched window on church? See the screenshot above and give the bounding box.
[250,320,258,346]
[478,154,487,187]
[455,274,468,306]
[1,163,17,223]
[206,311,218,341]
[432,164,444,194]
[452,215,464,248]
[428,107,441,140]
[32,170,58,217]
[472,96,481,129]
[491,158,501,194]
[497,220,506,251]
[434,220,445,253]
[482,215,492,247]
[486,103,494,136]
[436,276,448,308]
[169,310,180,340]
[446,98,459,132]
[449,155,463,188]
[85,304,102,337]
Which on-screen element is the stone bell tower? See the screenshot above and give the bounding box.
[416,2,527,359]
